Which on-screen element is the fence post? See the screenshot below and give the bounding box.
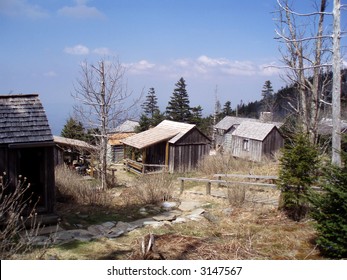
[217,175,222,188]
[180,179,185,194]
[206,181,211,195]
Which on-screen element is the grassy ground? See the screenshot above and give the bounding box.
[21,155,323,260]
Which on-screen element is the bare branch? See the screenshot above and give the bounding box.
[277,0,333,16]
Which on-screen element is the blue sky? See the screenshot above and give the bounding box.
[0,0,345,135]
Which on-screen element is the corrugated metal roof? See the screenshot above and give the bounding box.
[0,94,53,144]
[121,120,195,149]
[53,136,97,150]
[232,121,277,141]
[214,116,259,130]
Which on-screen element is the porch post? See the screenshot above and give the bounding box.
[165,142,169,168]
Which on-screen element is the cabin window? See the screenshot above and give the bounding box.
[243,139,249,151]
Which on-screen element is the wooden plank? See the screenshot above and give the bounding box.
[213,174,278,180]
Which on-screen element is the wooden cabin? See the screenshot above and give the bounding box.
[108,120,139,163]
[121,120,211,173]
[214,116,259,152]
[53,135,97,167]
[0,94,55,214]
[231,121,284,162]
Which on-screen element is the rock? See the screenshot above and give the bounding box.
[223,208,233,215]
[172,217,187,224]
[101,221,116,229]
[178,201,203,212]
[88,224,108,235]
[143,221,164,228]
[113,221,132,233]
[152,211,177,221]
[161,201,177,209]
[202,212,219,224]
[30,236,51,246]
[189,208,205,216]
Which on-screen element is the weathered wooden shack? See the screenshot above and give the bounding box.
[108,120,139,163]
[121,120,211,173]
[214,116,259,152]
[231,121,284,162]
[0,94,55,214]
[53,135,97,166]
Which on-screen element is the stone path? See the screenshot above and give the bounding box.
[28,200,211,246]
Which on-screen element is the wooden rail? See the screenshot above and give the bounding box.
[177,174,278,195]
[124,159,168,174]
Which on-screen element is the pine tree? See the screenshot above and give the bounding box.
[190,105,203,126]
[222,101,233,116]
[166,77,191,122]
[142,87,159,118]
[61,117,86,141]
[261,80,275,112]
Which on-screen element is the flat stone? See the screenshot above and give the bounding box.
[178,201,203,212]
[113,221,132,233]
[129,217,155,228]
[101,221,116,229]
[189,208,205,216]
[30,236,51,246]
[161,201,177,209]
[88,224,108,235]
[152,212,177,221]
[37,225,64,236]
[186,214,203,221]
[172,217,187,224]
[106,229,125,238]
[143,221,164,228]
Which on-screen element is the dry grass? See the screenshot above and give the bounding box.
[197,153,279,176]
[120,173,176,206]
[55,165,112,206]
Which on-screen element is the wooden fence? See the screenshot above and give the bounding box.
[178,174,278,195]
[124,159,168,174]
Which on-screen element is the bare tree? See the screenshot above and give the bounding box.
[332,0,342,166]
[72,58,141,189]
[275,0,332,144]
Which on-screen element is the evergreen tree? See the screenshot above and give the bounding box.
[190,105,203,126]
[277,133,320,221]
[142,87,159,118]
[222,101,233,116]
[310,137,347,258]
[261,80,275,112]
[166,77,191,122]
[61,117,86,141]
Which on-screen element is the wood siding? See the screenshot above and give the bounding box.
[232,128,283,162]
[169,128,210,173]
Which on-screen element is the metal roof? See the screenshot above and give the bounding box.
[114,120,139,133]
[121,120,195,149]
[53,135,97,151]
[0,94,53,144]
[214,116,259,130]
[232,121,277,141]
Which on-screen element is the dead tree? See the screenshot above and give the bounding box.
[275,0,332,144]
[72,58,141,189]
[332,0,341,166]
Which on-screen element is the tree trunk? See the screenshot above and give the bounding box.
[332,0,341,166]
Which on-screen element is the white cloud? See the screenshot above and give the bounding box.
[0,0,49,19]
[64,44,90,55]
[58,0,105,19]
[93,47,112,56]
[125,60,156,74]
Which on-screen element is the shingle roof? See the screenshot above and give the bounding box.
[214,116,259,130]
[121,120,195,149]
[232,121,277,141]
[108,132,137,145]
[0,94,53,144]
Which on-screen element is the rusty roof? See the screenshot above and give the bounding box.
[121,120,195,149]
[108,132,136,145]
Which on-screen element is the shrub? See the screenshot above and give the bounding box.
[55,165,111,206]
[0,173,41,259]
[226,185,246,207]
[310,152,347,258]
[277,133,320,221]
[125,173,174,205]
